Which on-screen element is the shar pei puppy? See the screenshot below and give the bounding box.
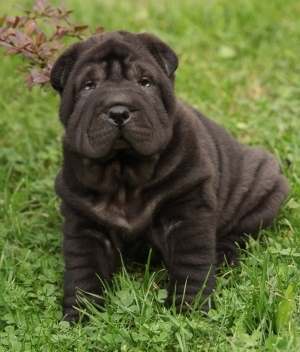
[50,31,289,321]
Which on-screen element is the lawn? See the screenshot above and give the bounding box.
[0,0,300,351]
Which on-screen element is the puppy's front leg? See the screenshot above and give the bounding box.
[62,206,119,322]
[161,209,216,310]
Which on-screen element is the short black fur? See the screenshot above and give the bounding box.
[50,31,289,321]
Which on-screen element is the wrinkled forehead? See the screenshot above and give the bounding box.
[73,35,156,82]
[78,32,150,66]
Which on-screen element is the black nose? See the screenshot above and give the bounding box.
[107,105,131,126]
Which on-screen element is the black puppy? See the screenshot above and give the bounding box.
[50,31,289,321]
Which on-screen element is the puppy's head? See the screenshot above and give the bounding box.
[51,31,178,160]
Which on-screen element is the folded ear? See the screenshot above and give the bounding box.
[138,33,178,77]
[50,42,82,94]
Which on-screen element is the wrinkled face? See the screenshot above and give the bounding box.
[52,32,178,160]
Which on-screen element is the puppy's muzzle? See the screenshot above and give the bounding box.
[107,105,132,127]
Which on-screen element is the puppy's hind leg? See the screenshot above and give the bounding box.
[217,154,289,267]
[235,171,288,234]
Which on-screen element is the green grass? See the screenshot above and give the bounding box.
[1,0,300,351]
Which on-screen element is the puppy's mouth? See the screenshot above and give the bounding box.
[113,135,131,150]
[87,131,140,162]
[109,136,141,161]
[88,145,147,164]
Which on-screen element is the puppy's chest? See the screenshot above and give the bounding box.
[76,157,160,234]
[91,187,156,234]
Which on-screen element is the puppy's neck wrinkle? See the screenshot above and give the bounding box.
[81,156,157,190]
[62,149,159,205]
[60,150,160,235]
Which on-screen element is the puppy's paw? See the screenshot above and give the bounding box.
[62,307,80,323]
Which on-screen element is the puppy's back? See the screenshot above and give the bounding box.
[184,103,289,237]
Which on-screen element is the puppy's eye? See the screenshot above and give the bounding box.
[139,77,152,87]
[82,80,96,91]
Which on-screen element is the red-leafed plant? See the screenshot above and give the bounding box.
[0,0,103,87]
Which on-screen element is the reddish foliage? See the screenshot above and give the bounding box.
[0,0,104,87]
